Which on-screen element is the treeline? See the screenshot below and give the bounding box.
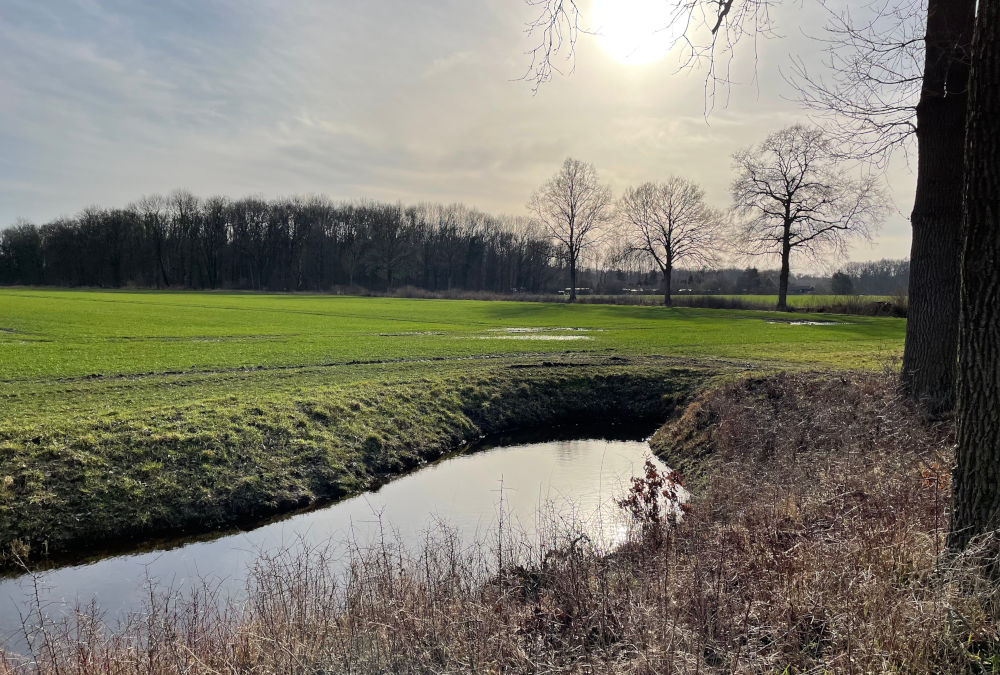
[0,193,556,292]
[838,259,910,295]
[593,262,908,297]
[0,191,910,298]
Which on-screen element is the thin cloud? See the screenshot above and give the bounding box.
[0,0,914,262]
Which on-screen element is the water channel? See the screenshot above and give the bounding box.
[0,426,671,653]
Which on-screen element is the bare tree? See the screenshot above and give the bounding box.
[949,0,1000,552]
[618,177,725,306]
[904,1,974,410]
[135,194,171,288]
[791,0,974,411]
[528,158,614,302]
[731,125,889,310]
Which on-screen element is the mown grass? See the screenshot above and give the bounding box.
[0,288,905,565]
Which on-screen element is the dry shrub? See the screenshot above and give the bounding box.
[3,374,997,673]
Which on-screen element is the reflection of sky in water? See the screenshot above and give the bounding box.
[0,438,666,653]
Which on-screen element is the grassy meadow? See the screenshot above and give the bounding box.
[2,289,902,398]
[0,288,905,564]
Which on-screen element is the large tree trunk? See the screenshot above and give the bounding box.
[777,233,791,311]
[568,256,577,303]
[949,0,1000,551]
[663,264,672,307]
[902,0,975,411]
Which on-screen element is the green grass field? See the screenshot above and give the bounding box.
[0,289,906,563]
[2,289,901,392]
[0,289,905,423]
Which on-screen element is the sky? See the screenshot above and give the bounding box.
[0,0,918,265]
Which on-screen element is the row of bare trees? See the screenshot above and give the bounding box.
[530,125,888,307]
[0,198,557,293]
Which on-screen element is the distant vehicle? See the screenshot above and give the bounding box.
[564,287,592,295]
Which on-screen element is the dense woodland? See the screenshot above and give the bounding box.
[0,192,907,296]
[0,195,555,293]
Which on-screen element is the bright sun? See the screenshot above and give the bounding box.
[592,0,678,65]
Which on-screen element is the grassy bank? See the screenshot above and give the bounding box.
[6,373,996,673]
[0,358,710,568]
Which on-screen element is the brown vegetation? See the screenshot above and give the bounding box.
[4,373,997,673]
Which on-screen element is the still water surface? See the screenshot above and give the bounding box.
[0,429,667,651]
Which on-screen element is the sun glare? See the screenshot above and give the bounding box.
[593,0,678,65]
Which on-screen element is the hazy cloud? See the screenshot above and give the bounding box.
[0,0,915,263]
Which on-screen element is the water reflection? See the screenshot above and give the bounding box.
[0,430,667,652]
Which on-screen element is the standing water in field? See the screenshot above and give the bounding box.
[0,429,672,654]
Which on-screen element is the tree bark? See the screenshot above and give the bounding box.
[568,255,577,303]
[902,0,975,411]
[155,236,170,288]
[663,264,672,307]
[777,231,791,311]
[949,0,1000,551]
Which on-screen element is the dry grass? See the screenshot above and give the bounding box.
[3,373,997,673]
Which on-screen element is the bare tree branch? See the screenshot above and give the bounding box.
[521,0,778,107]
[787,0,926,166]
